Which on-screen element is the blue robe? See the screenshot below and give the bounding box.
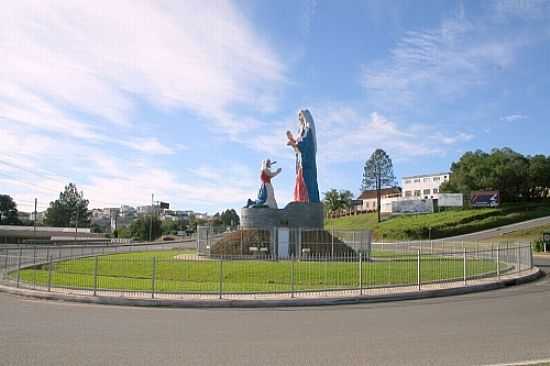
[297,128,320,203]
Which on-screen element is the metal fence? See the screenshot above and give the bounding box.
[0,240,534,299]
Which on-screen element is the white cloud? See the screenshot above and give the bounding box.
[301,106,475,163]
[119,138,175,155]
[430,131,474,145]
[0,0,284,145]
[361,17,525,104]
[500,114,528,122]
[492,0,550,21]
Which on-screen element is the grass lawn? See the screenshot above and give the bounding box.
[17,250,502,294]
[326,202,550,240]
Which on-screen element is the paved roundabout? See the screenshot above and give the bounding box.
[1,256,549,366]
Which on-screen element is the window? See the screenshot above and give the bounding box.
[433,188,439,194]
[423,177,431,182]
[405,191,412,197]
[404,179,411,184]
[433,177,441,182]
[423,189,431,195]
[414,190,421,197]
[414,178,421,183]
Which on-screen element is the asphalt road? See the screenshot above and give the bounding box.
[1,257,549,366]
[442,216,550,241]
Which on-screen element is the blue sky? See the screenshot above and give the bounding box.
[1,0,550,213]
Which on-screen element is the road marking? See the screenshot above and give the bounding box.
[481,358,550,366]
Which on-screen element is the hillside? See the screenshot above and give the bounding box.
[325,203,550,240]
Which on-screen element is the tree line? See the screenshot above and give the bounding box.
[2,183,241,241]
[441,147,550,202]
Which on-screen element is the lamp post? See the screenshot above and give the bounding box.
[149,193,154,242]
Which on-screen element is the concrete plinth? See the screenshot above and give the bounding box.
[241,202,324,229]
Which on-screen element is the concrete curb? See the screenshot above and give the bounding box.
[0,268,543,308]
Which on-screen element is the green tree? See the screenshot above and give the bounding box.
[361,149,396,222]
[323,189,354,217]
[220,209,240,227]
[129,215,162,241]
[442,148,549,203]
[44,183,91,227]
[113,226,131,239]
[0,194,20,225]
[527,155,550,200]
[161,220,180,235]
[211,209,240,228]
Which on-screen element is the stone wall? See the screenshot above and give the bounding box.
[241,202,324,229]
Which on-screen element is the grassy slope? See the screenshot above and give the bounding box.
[326,203,550,240]
[18,250,498,293]
[487,224,550,241]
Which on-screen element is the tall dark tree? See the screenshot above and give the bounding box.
[362,149,396,222]
[223,209,240,227]
[44,183,91,227]
[213,209,240,228]
[0,194,20,225]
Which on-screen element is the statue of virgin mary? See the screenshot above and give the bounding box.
[286,109,320,203]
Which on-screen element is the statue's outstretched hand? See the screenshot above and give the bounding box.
[286,130,295,143]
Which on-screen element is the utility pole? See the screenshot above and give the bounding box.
[33,198,37,237]
[149,193,154,242]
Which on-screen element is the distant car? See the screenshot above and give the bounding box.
[162,236,175,241]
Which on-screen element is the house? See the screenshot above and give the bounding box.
[401,172,450,200]
[356,187,402,212]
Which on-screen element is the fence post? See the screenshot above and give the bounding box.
[359,252,363,296]
[496,244,500,280]
[463,248,467,286]
[529,244,533,269]
[151,257,157,299]
[291,256,295,298]
[240,229,243,256]
[3,248,8,273]
[16,246,22,288]
[331,226,335,258]
[417,249,421,291]
[47,255,53,292]
[33,246,37,289]
[219,257,223,300]
[93,255,98,296]
[516,245,521,273]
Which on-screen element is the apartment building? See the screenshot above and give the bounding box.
[402,172,450,200]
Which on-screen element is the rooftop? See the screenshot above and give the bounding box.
[357,187,402,200]
[402,172,451,180]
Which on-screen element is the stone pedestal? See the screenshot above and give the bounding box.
[241,202,324,229]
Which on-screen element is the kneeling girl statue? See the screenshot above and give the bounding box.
[245,159,282,209]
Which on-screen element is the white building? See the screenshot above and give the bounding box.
[355,187,402,212]
[402,172,450,200]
